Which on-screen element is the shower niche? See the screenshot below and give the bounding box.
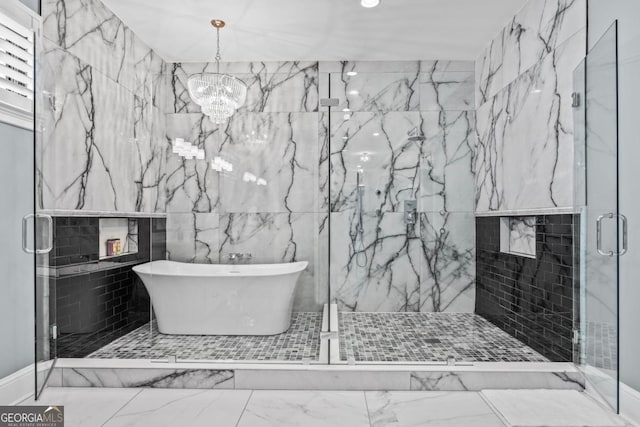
[99,218,139,259]
[499,216,537,259]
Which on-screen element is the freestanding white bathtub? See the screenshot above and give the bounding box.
[132,260,308,336]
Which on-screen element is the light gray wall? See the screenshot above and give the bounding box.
[588,0,640,394]
[0,122,35,379]
[18,0,38,13]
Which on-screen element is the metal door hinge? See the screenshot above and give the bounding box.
[571,92,581,108]
[320,98,339,107]
[572,329,580,345]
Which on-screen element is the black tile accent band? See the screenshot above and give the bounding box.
[49,216,166,358]
[475,214,579,362]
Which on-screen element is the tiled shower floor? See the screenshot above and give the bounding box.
[339,312,549,363]
[88,312,323,361]
[87,311,548,363]
[585,321,617,370]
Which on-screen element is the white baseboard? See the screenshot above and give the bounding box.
[0,361,54,405]
[620,382,640,426]
[0,364,35,405]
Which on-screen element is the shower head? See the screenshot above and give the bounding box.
[407,127,426,142]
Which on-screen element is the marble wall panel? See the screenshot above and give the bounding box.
[164,114,221,213]
[43,0,136,92]
[219,212,320,311]
[330,210,421,312]
[419,212,475,313]
[166,213,219,264]
[39,42,138,212]
[40,0,168,213]
[474,0,587,213]
[475,30,586,212]
[329,111,423,213]
[218,113,318,213]
[39,0,480,314]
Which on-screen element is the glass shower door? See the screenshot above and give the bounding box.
[575,22,620,411]
[0,0,53,399]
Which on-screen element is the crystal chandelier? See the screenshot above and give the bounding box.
[187,20,247,124]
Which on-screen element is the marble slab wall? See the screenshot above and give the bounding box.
[39,0,167,213]
[323,61,476,313]
[162,60,476,313]
[39,0,477,314]
[474,0,587,213]
[162,61,323,312]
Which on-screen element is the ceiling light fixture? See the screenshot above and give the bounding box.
[346,71,358,76]
[187,19,247,124]
[360,0,380,8]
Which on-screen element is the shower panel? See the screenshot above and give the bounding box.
[574,21,622,412]
[326,64,478,364]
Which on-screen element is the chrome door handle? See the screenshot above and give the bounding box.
[596,213,614,256]
[618,214,628,256]
[22,214,53,254]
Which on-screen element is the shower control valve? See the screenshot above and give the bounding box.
[404,200,417,226]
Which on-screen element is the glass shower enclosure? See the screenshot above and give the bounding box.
[574,21,621,411]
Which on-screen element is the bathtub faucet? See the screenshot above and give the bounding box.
[228,253,253,264]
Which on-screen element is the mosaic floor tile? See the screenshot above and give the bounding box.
[88,312,323,362]
[338,312,549,363]
[88,312,548,363]
[585,321,617,370]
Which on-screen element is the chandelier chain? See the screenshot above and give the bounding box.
[215,27,222,73]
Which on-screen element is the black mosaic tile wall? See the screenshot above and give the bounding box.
[49,216,166,358]
[475,214,579,362]
[50,217,99,266]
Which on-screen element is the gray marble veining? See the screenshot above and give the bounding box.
[38,0,478,315]
[474,0,587,213]
[39,0,166,213]
[60,367,234,389]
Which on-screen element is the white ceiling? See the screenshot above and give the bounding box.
[102,0,527,63]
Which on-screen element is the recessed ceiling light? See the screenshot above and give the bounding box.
[346,71,358,76]
[373,132,380,136]
[342,108,351,112]
[361,0,380,8]
[348,90,359,96]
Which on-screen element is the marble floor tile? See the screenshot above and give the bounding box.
[481,389,626,427]
[237,390,370,427]
[366,391,505,427]
[103,389,251,427]
[20,388,141,427]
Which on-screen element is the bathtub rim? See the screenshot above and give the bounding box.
[132,259,309,278]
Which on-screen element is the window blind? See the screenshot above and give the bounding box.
[0,9,34,122]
